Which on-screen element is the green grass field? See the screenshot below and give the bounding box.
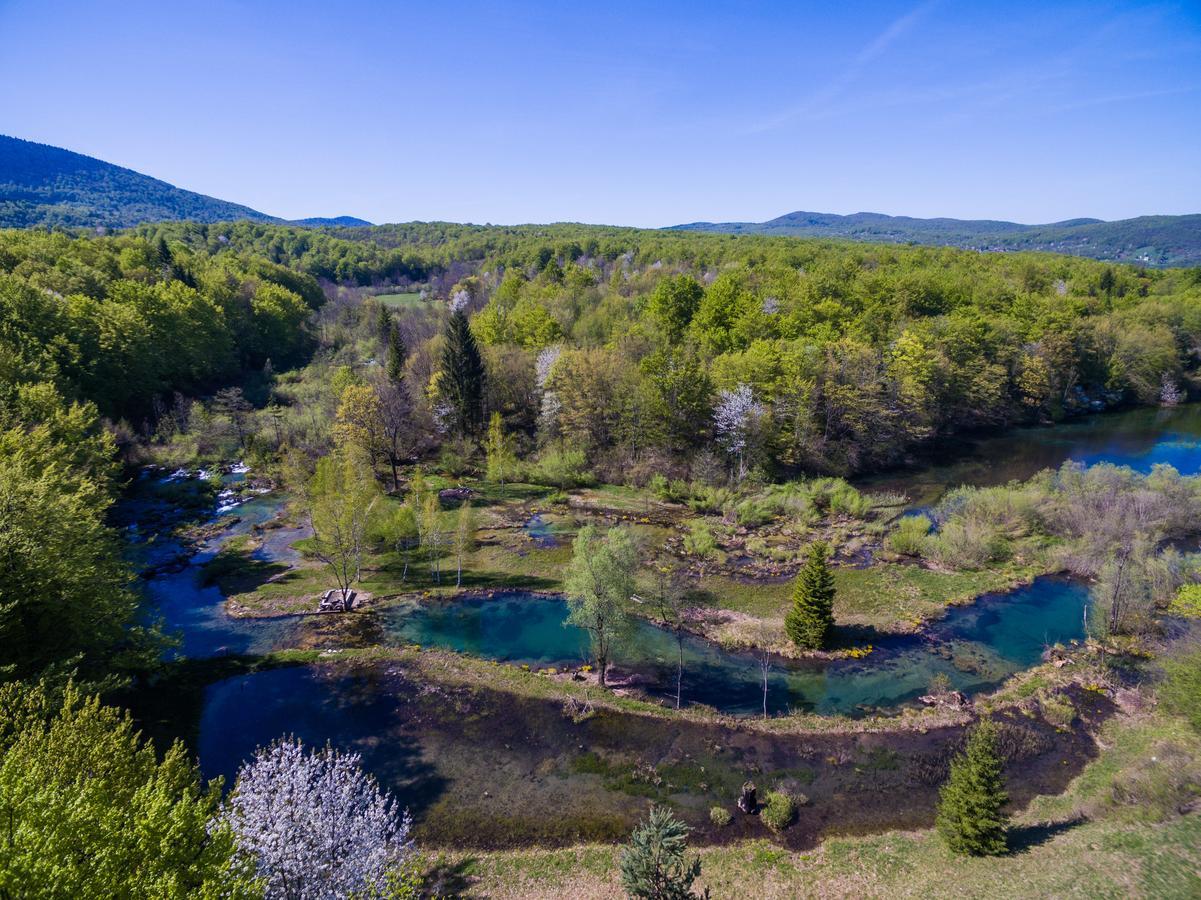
[375,291,425,309]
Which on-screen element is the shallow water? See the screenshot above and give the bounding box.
[377,578,1089,716]
[124,471,301,659]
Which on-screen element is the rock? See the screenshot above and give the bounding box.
[737,781,757,814]
[919,690,969,709]
[318,588,356,612]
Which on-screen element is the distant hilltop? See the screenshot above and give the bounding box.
[0,135,370,229]
[668,210,1201,267]
[2,134,1197,266]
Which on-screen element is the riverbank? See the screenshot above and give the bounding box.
[170,648,1112,850]
[418,704,1201,897]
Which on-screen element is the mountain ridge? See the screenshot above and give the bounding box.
[669,210,1201,266]
[0,135,369,229]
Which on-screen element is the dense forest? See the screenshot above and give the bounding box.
[132,219,1201,479]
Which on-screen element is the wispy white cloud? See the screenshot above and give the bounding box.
[743,0,940,134]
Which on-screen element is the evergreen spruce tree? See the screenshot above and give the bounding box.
[936,720,1010,856]
[619,806,707,900]
[440,308,486,437]
[376,303,393,343]
[784,541,835,649]
[385,322,407,384]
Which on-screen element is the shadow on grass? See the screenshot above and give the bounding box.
[421,856,478,896]
[1007,816,1087,853]
[200,548,289,594]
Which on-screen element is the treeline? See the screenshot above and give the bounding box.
[116,220,1201,477]
[0,229,319,422]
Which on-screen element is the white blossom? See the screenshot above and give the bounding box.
[220,739,413,900]
[761,296,780,315]
[1160,372,1184,407]
[535,344,562,389]
[714,383,765,481]
[449,289,470,313]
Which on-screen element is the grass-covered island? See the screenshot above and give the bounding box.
[4,221,1201,897]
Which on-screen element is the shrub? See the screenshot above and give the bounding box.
[688,484,732,514]
[760,791,796,832]
[1040,693,1076,730]
[648,473,670,500]
[532,446,593,490]
[887,514,932,556]
[682,520,718,562]
[824,480,871,518]
[709,806,732,827]
[1169,584,1201,618]
[924,519,1008,570]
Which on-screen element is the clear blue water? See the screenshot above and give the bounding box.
[126,473,300,659]
[377,578,1089,716]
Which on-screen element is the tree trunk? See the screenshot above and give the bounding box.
[675,633,684,710]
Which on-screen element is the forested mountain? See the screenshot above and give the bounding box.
[0,135,370,229]
[671,210,1201,267]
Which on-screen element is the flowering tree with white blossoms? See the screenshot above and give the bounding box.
[714,383,766,481]
[219,739,414,900]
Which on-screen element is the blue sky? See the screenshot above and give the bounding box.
[1,0,1198,226]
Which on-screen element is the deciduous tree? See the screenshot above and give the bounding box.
[564,525,637,687]
[221,738,414,900]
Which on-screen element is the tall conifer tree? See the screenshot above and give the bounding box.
[936,720,1010,856]
[440,309,485,436]
[385,322,407,384]
[784,541,835,649]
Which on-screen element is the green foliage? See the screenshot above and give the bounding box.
[760,791,796,832]
[0,681,257,898]
[618,805,706,900]
[306,448,380,596]
[385,321,407,384]
[936,720,1010,856]
[1159,648,1201,734]
[887,514,932,556]
[784,542,836,650]
[564,525,637,686]
[0,386,157,686]
[1169,584,1201,618]
[485,412,520,491]
[682,520,718,561]
[531,445,592,490]
[647,275,703,344]
[709,806,732,827]
[440,309,486,437]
